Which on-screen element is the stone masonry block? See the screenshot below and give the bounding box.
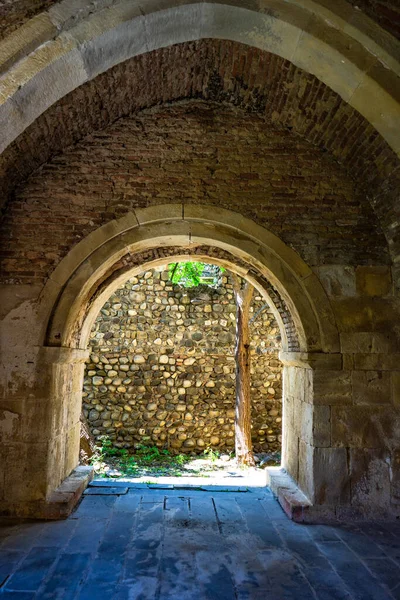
[340,332,393,354]
[299,440,314,501]
[298,401,313,444]
[391,449,400,506]
[352,370,391,405]
[313,447,350,505]
[350,449,391,510]
[313,405,331,447]
[331,406,400,449]
[353,354,400,371]
[307,353,342,370]
[342,354,354,370]
[313,370,352,405]
[333,299,398,336]
[356,266,392,297]
[4,442,49,502]
[393,372,400,406]
[315,265,356,297]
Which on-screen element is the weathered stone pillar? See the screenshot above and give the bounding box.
[0,345,89,517]
[279,345,400,520]
[279,350,354,518]
[279,352,315,500]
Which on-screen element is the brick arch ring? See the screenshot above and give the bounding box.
[42,204,339,356]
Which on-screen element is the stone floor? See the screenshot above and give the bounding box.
[1,484,400,599]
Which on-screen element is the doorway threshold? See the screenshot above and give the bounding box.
[89,470,269,492]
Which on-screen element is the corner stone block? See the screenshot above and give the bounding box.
[64,422,81,477]
[298,401,313,444]
[307,353,342,370]
[313,447,350,505]
[352,370,391,405]
[350,449,391,511]
[298,440,314,501]
[0,397,65,443]
[356,266,392,297]
[313,370,352,405]
[4,442,49,503]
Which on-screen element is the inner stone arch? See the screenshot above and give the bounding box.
[73,244,300,355]
[82,261,284,459]
[41,204,335,511]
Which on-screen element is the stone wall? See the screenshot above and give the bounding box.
[82,267,282,454]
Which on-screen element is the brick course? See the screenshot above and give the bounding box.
[0,100,390,285]
[0,41,396,286]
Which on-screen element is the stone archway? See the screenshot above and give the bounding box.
[1,0,399,158]
[82,261,285,460]
[44,204,338,352]
[15,204,341,521]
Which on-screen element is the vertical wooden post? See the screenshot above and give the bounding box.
[231,273,255,466]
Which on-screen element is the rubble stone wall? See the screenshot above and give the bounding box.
[83,267,283,454]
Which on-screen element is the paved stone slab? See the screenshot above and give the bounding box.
[0,522,44,551]
[90,480,149,488]
[0,550,25,588]
[363,558,400,595]
[4,547,58,592]
[72,495,117,519]
[0,592,36,599]
[84,487,128,495]
[303,567,352,600]
[65,518,108,554]
[38,552,91,599]
[317,541,393,600]
[0,486,398,599]
[33,519,77,548]
[335,524,387,558]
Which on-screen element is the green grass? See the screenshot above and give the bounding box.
[89,436,280,479]
[90,437,208,478]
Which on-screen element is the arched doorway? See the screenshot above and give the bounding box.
[81,260,284,478]
[32,205,340,520]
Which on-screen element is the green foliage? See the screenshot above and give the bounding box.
[135,444,171,462]
[95,436,128,458]
[169,262,205,287]
[203,447,220,462]
[90,438,278,480]
[91,437,192,477]
[169,262,226,287]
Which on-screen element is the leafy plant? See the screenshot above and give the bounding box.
[203,447,220,462]
[89,437,258,479]
[169,262,205,287]
[169,262,225,287]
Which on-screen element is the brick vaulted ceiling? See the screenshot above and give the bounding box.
[0,40,399,270]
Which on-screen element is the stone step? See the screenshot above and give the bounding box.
[266,466,311,523]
